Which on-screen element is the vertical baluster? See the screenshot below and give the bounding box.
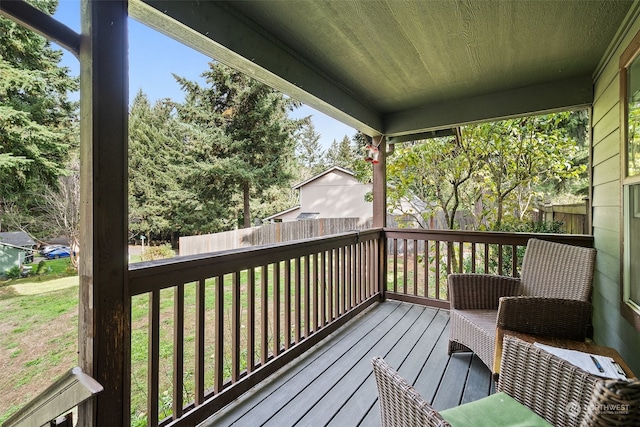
[356,243,361,304]
[294,258,301,344]
[341,246,346,312]
[403,239,408,294]
[334,248,340,318]
[321,251,327,327]
[247,268,255,373]
[284,259,291,350]
[413,240,418,295]
[148,290,160,426]
[328,250,334,322]
[424,240,429,298]
[304,255,311,338]
[232,272,240,383]
[214,275,224,393]
[471,242,477,273]
[173,284,184,419]
[435,241,441,299]
[484,244,490,274]
[273,263,281,357]
[195,279,205,405]
[458,241,464,273]
[312,253,319,333]
[511,244,518,277]
[498,245,504,276]
[261,265,268,366]
[346,245,352,309]
[393,238,398,292]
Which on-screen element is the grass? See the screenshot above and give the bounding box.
[0,279,79,423]
[2,254,453,424]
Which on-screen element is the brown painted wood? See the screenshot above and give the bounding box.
[214,276,224,393]
[77,2,129,425]
[294,258,301,344]
[320,252,327,327]
[148,291,160,426]
[173,285,184,419]
[260,266,268,365]
[232,272,240,383]
[284,259,292,350]
[247,268,255,373]
[129,230,383,295]
[372,136,386,228]
[0,0,80,55]
[195,279,205,405]
[273,262,281,357]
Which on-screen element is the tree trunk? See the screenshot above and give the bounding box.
[243,181,251,228]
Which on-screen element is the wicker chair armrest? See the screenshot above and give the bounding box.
[371,357,451,427]
[497,297,592,341]
[448,274,521,310]
[584,378,640,426]
[498,335,598,426]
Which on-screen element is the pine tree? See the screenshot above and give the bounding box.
[295,121,325,179]
[175,62,302,228]
[0,0,78,231]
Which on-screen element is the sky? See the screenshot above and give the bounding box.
[51,0,355,149]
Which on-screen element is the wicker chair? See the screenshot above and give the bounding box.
[447,238,596,371]
[372,336,640,427]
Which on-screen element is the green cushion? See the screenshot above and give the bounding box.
[440,392,552,427]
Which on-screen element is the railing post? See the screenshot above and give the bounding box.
[371,136,387,300]
[78,0,129,425]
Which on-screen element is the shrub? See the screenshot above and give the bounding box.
[5,266,22,280]
[140,244,175,261]
[35,260,47,275]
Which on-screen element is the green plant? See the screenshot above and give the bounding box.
[5,266,22,280]
[140,244,175,262]
[35,260,47,274]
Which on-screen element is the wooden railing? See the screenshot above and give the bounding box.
[126,228,593,426]
[128,229,382,427]
[384,229,594,307]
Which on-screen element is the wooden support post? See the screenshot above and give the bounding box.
[372,135,386,228]
[78,0,129,425]
[371,135,387,299]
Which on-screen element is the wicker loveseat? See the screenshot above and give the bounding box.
[372,335,640,427]
[447,238,596,370]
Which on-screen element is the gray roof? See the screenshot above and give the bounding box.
[0,231,36,248]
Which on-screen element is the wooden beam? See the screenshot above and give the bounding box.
[78,0,129,425]
[384,75,594,136]
[0,0,80,56]
[128,0,382,135]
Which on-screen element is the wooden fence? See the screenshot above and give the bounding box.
[179,218,373,255]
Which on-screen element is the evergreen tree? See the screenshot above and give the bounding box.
[325,135,354,169]
[0,0,78,232]
[295,121,325,179]
[175,62,301,228]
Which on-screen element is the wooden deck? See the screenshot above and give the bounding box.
[200,301,494,426]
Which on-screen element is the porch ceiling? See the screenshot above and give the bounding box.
[131,0,633,139]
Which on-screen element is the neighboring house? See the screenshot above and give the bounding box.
[0,232,36,275]
[264,166,372,222]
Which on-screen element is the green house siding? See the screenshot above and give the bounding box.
[592,4,640,375]
[0,244,24,275]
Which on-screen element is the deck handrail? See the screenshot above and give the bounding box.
[383,228,594,307]
[125,227,593,426]
[128,229,383,426]
[2,367,103,427]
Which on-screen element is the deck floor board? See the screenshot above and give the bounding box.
[200,301,493,427]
